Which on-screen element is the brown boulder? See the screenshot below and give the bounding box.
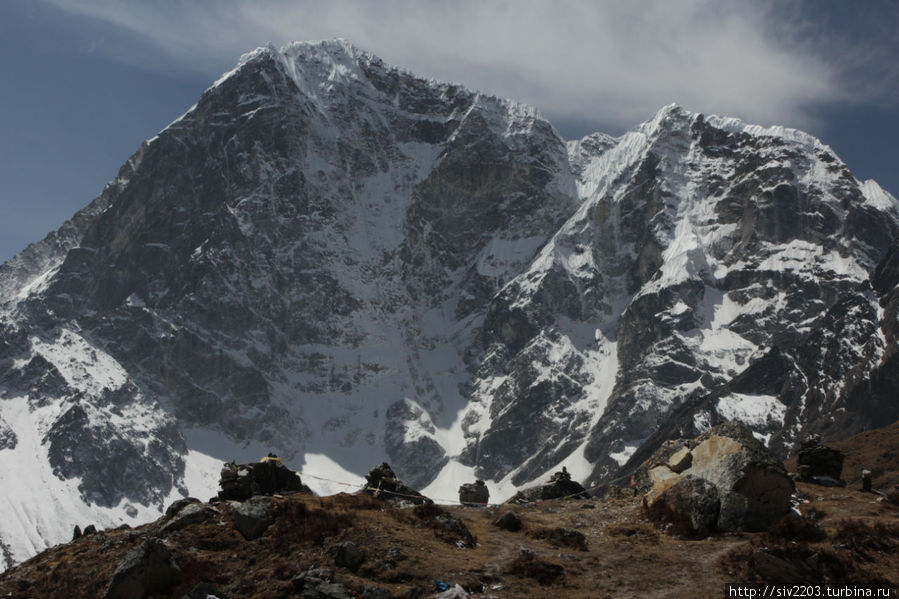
[641,421,794,532]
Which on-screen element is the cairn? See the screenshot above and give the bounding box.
[362,462,432,505]
[218,453,310,501]
[458,480,490,506]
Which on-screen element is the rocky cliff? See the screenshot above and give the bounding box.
[1,39,897,569]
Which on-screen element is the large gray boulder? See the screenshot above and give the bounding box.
[160,502,213,535]
[642,421,794,532]
[233,496,274,540]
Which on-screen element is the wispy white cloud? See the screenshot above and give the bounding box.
[43,0,879,133]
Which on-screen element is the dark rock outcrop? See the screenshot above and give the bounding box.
[545,527,588,550]
[493,511,523,532]
[233,496,274,540]
[165,497,201,518]
[160,503,213,535]
[103,538,180,599]
[332,541,366,571]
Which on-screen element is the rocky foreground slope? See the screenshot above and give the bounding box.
[1,39,899,568]
[0,422,897,598]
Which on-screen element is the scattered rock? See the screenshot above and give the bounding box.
[435,584,469,598]
[303,582,354,599]
[458,480,489,505]
[412,504,477,547]
[233,496,274,540]
[494,511,523,532]
[72,525,82,541]
[362,584,392,599]
[332,541,366,570]
[161,502,212,535]
[519,546,536,560]
[103,538,180,599]
[82,524,97,536]
[545,527,588,551]
[644,474,720,537]
[506,554,565,585]
[291,567,354,599]
[362,462,432,505]
[182,581,228,599]
[291,568,335,589]
[165,497,201,518]
[386,547,406,561]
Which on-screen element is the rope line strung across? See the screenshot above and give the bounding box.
[291,469,638,507]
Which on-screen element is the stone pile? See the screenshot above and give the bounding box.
[361,462,432,505]
[218,455,311,501]
[507,467,591,504]
[796,434,845,486]
[458,480,490,506]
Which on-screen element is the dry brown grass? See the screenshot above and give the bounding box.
[832,518,899,556]
[765,515,827,542]
[505,555,566,585]
[270,498,356,546]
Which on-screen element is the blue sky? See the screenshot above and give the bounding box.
[1,0,897,264]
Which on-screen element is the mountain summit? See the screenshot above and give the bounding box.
[1,40,897,569]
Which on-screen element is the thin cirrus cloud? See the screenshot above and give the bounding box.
[46,0,851,132]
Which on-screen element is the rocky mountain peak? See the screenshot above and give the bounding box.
[1,40,898,572]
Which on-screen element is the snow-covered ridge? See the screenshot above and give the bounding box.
[862,179,899,213]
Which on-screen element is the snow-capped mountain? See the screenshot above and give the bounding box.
[1,39,897,570]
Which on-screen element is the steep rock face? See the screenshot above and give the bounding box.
[0,40,575,564]
[1,40,897,569]
[456,105,898,486]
